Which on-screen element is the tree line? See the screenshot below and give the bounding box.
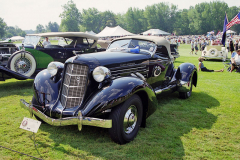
[59,0,240,35]
[0,0,239,39]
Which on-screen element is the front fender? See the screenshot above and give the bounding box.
[80,77,157,117]
[0,66,33,81]
[176,63,197,92]
[33,69,61,106]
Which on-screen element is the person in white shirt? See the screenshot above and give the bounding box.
[42,37,51,47]
[190,40,194,55]
[230,49,240,72]
[199,39,202,51]
[226,40,230,51]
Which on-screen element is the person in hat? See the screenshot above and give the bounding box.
[230,49,240,72]
[198,57,224,72]
[42,37,51,47]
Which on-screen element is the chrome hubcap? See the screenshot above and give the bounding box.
[17,60,27,69]
[123,105,138,134]
[14,58,31,74]
[210,50,215,55]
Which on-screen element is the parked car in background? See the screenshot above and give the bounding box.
[20,36,198,144]
[201,45,228,61]
[170,44,180,59]
[0,39,19,66]
[0,32,100,81]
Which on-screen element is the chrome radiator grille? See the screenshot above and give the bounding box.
[60,64,88,109]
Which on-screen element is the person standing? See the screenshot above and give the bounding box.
[199,39,202,51]
[190,40,194,55]
[235,40,239,51]
[238,39,240,50]
[230,40,234,55]
[201,40,207,51]
[226,40,230,51]
[194,40,198,55]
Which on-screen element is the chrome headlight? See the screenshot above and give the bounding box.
[47,62,64,76]
[92,66,111,82]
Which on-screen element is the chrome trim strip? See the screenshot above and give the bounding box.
[155,85,176,94]
[63,84,85,88]
[61,95,82,99]
[20,99,112,129]
[66,73,87,77]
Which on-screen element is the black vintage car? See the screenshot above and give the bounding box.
[20,36,198,144]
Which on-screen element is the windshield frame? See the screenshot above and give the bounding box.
[107,39,157,56]
[23,35,41,46]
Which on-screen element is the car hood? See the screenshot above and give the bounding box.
[72,51,150,68]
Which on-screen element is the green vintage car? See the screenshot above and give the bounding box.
[0,32,99,81]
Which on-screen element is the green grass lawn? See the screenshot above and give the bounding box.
[0,44,240,159]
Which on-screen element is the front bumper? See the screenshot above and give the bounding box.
[20,99,112,130]
[201,56,226,60]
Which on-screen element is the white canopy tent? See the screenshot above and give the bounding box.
[85,30,97,35]
[226,30,236,34]
[142,29,171,36]
[96,26,135,37]
[10,36,24,41]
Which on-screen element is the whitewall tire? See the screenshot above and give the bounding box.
[8,51,36,77]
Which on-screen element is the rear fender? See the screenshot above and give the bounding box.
[176,63,197,92]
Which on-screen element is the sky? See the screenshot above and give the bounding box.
[0,0,238,31]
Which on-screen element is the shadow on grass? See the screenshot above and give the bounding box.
[0,79,33,98]
[33,91,218,159]
[174,60,185,63]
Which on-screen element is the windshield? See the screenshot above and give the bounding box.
[23,36,40,46]
[107,39,157,55]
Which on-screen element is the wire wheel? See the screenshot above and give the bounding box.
[8,51,36,77]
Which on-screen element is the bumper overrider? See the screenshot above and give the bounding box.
[20,99,112,130]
